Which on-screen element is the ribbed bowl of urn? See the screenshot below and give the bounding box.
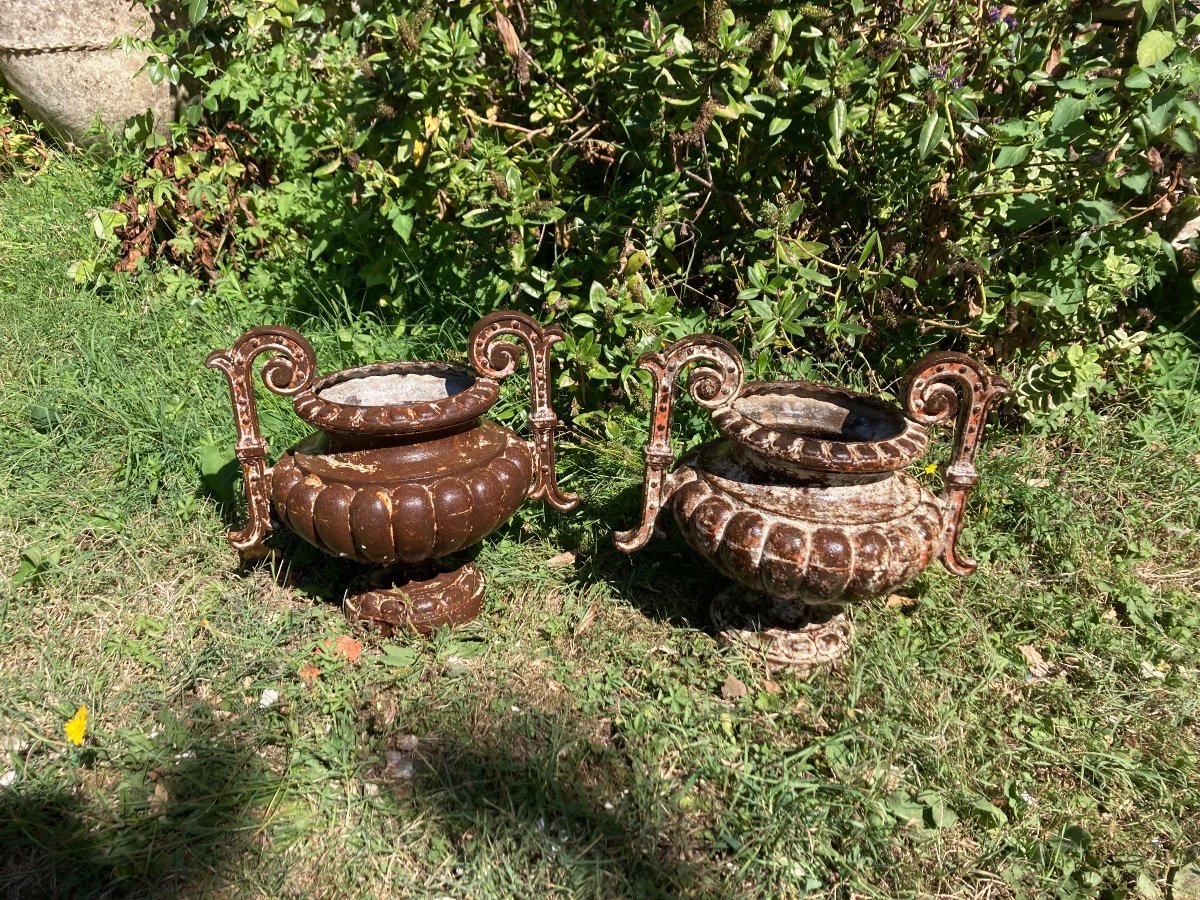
[207,311,579,635]
[614,336,1008,673]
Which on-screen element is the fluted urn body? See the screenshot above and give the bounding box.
[615,340,1008,672]
[208,313,578,634]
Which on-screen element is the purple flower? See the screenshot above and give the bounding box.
[951,75,964,88]
[931,63,947,78]
[986,7,1002,22]
[665,46,674,57]
[1003,13,1018,29]
[642,18,649,34]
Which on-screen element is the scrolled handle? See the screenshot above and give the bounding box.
[904,351,1010,576]
[468,310,580,512]
[206,326,317,553]
[614,334,744,553]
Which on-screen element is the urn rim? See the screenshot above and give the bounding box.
[710,380,928,473]
[291,360,500,436]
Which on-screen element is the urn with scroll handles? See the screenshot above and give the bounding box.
[615,336,1009,673]
[207,311,579,634]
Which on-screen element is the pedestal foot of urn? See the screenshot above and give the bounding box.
[710,589,852,674]
[346,563,486,636]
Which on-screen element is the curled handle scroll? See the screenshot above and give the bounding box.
[469,310,580,512]
[904,351,1010,576]
[614,335,744,553]
[206,326,317,553]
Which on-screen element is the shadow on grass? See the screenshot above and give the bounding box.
[371,703,726,897]
[576,481,727,631]
[0,729,277,898]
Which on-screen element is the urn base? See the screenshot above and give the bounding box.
[346,562,486,636]
[710,589,852,674]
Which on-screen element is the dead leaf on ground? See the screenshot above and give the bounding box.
[886,594,917,609]
[298,663,321,686]
[1018,644,1053,681]
[1017,475,1051,488]
[573,604,597,637]
[149,781,169,815]
[1140,660,1168,680]
[382,750,416,780]
[545,550,576,568]
[762,679,782,695]
[323,635,363,663]
[721,675,748,700]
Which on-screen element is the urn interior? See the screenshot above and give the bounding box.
[293,361,501,439]
[732,388,906,443]
[712,382,928,475]
[317,369,476,407]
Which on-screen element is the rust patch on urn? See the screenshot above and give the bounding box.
[208,312,578,634]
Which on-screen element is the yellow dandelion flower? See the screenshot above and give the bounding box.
[924,462,938,474]
[64,706,88,746]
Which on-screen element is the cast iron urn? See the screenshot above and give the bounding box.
[614,337,1009,673]
[208,312,578,634]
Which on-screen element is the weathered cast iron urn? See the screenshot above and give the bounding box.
[208,312,578,634]
[614,337,1008,672]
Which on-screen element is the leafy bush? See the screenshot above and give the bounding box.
[91,0,1200,425]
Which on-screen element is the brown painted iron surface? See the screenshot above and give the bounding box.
[207,311,578,633]
[270,422,533,565]
[346,564,487,637]
[614,335,1009,672]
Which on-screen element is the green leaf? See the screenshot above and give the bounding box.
[829,99,846,145]
[445,638,486,659]
[1049,95,1096,133]
[1007,195,1055,229]
[461,208,502,228]
[27,401,60,433]
[12,544,58,587]
[188,0,210,23]
[1142,88,1181,137]
[994,145,1030,168]
[792,266,833,287]
[314,158,342,177]
[917,790,959,829]
[768,117,792,137]
[1142,0,1164,22]
[1124,70,1153,90]
[379,645,419,668]
[199,444,240,506]
[918,111,944,160]
[1171,861,1200,899]
[91,208,129,240]
[886,792,928,827]
[275,0,300,14]
[1137,30,1175,68]
[1076,199,1119,226]
[967,797,1009,827]
[589,281,608,307]
[390,214,414,243]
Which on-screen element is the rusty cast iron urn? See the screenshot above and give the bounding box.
[207,312,579,634]
[614,337,1009,673]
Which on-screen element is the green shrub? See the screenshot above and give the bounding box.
[0,86,53,174]
[92,0,1200,425]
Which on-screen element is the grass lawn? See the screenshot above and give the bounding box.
[2,158,1199,899]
